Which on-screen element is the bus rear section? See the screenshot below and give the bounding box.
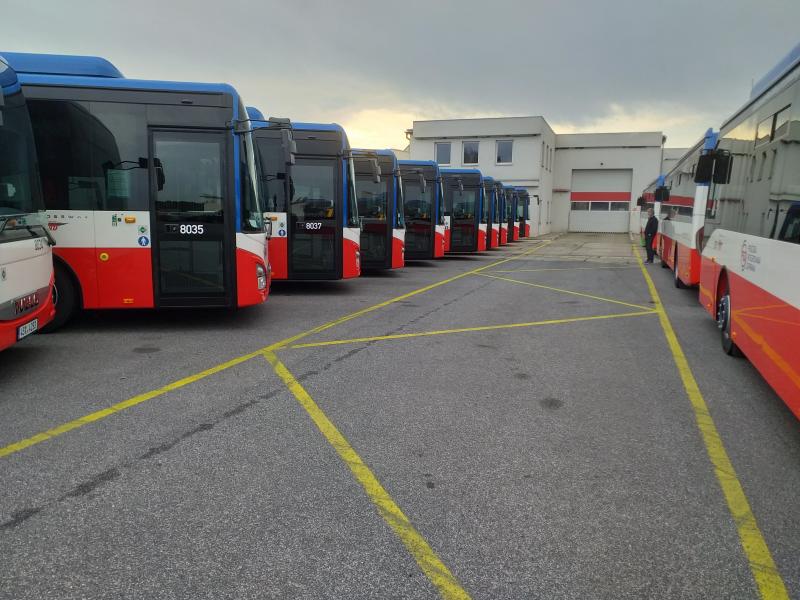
[399,160,446,259]
[255,121,359,280]
[516,188,531,237]
[442,169,484,253]
[354,149,404,270]
[0,55,55,349]
[483,176,499,249]
[4,52,269,329]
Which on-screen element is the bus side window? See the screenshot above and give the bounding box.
[778,205,800,244]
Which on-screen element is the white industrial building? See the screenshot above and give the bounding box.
[407,116,680,234]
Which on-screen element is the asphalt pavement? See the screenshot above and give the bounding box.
[1,233,798,599]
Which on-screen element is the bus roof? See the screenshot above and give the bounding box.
[1,52,124,78]
[246,106,266,121]
[399,159,438,169]
[293,122,347,134]
[2,52,239,98]
[441,168,482,176]
[723,42,800,129]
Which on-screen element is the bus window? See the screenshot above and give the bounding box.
[255,137,288,213]
[778,205,800,244]
[291,159,336,220]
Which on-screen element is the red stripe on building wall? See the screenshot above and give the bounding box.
[570,191,631,202]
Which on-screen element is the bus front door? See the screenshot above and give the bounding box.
[150,130,233,308]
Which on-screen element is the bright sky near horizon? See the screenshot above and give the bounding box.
[4,0,800,150]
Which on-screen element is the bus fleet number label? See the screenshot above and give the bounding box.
[175,224,204,235]
[302,222,323,230]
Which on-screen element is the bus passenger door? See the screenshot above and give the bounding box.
[149,129,233,307]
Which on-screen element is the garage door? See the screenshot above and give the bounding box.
[568,169,632,233]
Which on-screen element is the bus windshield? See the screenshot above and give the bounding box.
[404,179,433,222]
[291,158,336,220]
[0,89,43,220]
[356,173,389,220]
[452,188,477,219]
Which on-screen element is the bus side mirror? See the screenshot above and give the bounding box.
[713,152,732,184]
[655,186,669,203]
[636,196,644,207]
[457,179,464,192]
[418,172,427,192]
[264,218,273,238]
[281,129,296,166]
[153,158,166,191]
[694,154,714,183]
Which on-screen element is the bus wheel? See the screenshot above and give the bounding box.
[41,264,78,333]
[717,289,742,357]
[673,248,684,288]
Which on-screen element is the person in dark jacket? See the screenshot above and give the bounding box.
[644,208,658,264]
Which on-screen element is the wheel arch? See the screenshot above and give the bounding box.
[52,255,84,309]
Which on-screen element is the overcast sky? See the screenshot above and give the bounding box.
[4,0,800,149]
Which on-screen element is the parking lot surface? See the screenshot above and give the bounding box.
[1,233,798,599]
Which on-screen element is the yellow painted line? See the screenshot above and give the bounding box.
[632,244,789,600]
[264,351,470,600]
[477,272,653,311]
[0,241,551,460]
[287,311,656,349]
[0,351,261,459]
[491,266,638,273]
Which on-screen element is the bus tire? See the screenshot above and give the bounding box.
[673,248,684,288]
[717,289,742,357]
[41,263,78,333]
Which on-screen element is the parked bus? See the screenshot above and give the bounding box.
[516,188,531,237]
[483,176,500,249]
[442,169,486,252]
[0,55,55,350]
[638,175,668,254]
[505,185,520,241]
[3,53,269,330]
[399,160,446,260]
[649,129,718,288]
[495,182,509,245]
[695,43,800,415]
[353,149,404,270]
[250,115,360,280]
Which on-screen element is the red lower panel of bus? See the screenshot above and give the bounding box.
[268,236,288,280]
[236,247,269,308]
[444,228,451,252]
[56,247,154,309]
[728,271,800,416]
[0,274,55,352]
[500,228,508,245]
[434,231,445,258]
[524,223,531,237]
[699,258,800,416]
[477,228,487,251]
[391,236,405,269]
[491,227,499,248]
[343,238,360,279]
[660,238,701,286]
[512,225,519,241]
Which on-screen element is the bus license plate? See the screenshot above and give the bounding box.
[17,319,38,340]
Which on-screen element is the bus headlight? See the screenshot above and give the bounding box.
[256,263,267,290]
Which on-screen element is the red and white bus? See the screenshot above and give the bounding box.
[399,160,446,260]
[483,177,500,249]
[516,188,531,238]
[643,129,718,288]
[505,186,520,241]
[251,116,361,280]
[0,55,55,350]
[696,43,800,415]
[6,53,270,330]
[353,149,404,270]
[496,183,509,245]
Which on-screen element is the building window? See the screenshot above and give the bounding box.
[462,141,479,165]
[755,115,773,146]
[496,140,513,164]
[571,201,590,211]
[774,105,791,139]
[610,202,630,211]
[435,142,451,165]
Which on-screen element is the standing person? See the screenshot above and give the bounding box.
[644,208,658,264]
